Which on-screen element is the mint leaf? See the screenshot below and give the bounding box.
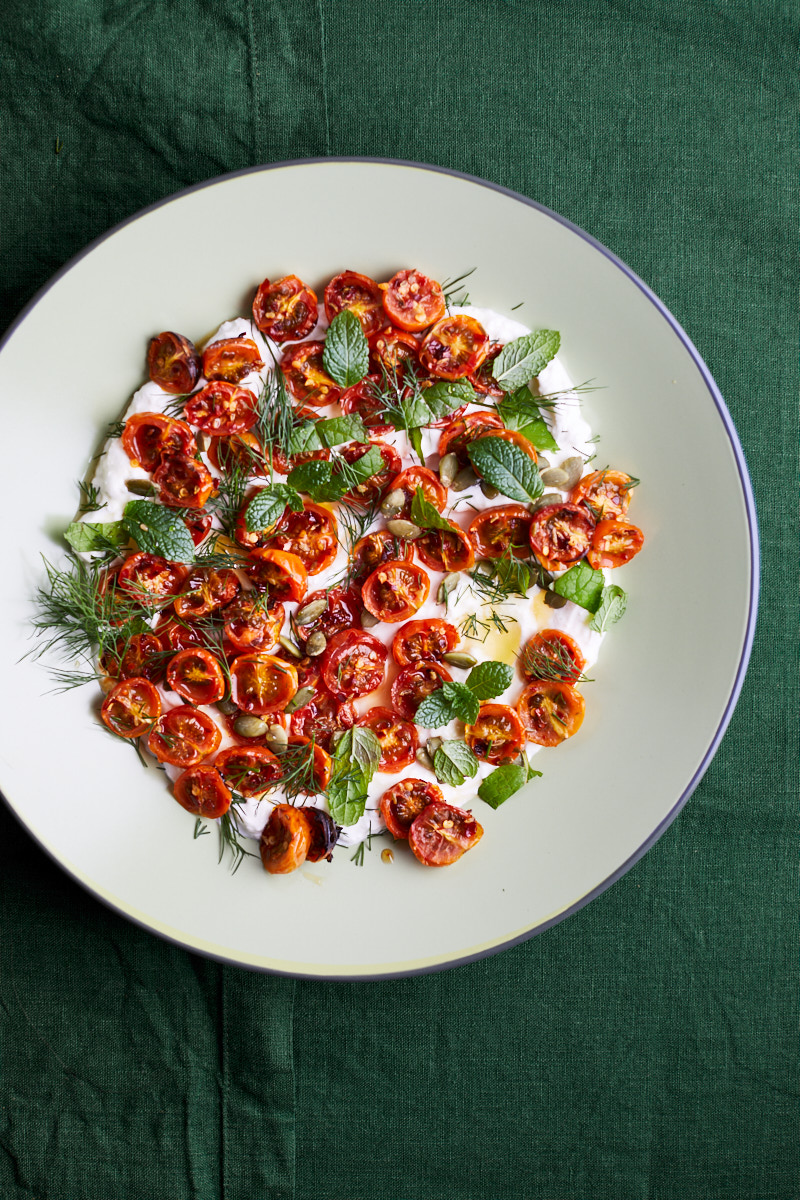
[421,378,476,418]
[122,501,195,562]
[491,330,560,392]
[287,460,345,503]
[65,520,127,553]
[497,389,560,452]
[415,688,456,729]
[478,760,542,809]
[467,436,543,504]
[322,310,369,387]
[344,726,382,775]
[287,421,325,457]
[244,484,303,532]
[440,681,480,724]
[551,559,605,613]
[316,414,367,448]
[327,726,382,827]
[408,425,425,463]
[327,769,370,827]
[589,584,627,632]
[433,740,479,787]
[466,659,513,700]
[334,444,385,489]
[410,486,453,533]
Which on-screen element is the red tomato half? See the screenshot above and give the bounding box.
[252,275,319,342]
[214,746,283,798]
[184,511,213,546]
[223,595,285,653]
[230,654,298,715]
[173,568,240,621]
[468,342,504,398]
[464,703,525,763]
[390,661,452,722]
[340,375,394,437]
[408,801,484,866]
[419,315,489,380]
[183,382,257,436]
[173,765,231,818]
[468,504,534,560]
[324,271,388,336]
[285,736,333,792]
[100,634,165,683]
[272,503,338,575]
[380,778,444,840]
[291,587,361,647]
[281,341,341,407]
[388,467,447,519]
[153,453,215,509]
[260,805,312,874]
[382,269,445,332]
[207,432,267,477]
[289,688,356,752]
[166,648,226,706]
[304,807,339,862]
[321,629,387,701]
[147,706,222,767]
[147,332,201,395]
[355,708,418,772]
[122,412,196,472]
[392,619,459,666]
[570,470,635,521]
[202,337,263,384]
[471,428,538,465]
[100,677,162,738]
[437,410,505,466]
[117,553,188,605]
[369,329,421,378]
[529,503,595,571]
[520,630,586,684]
[247,548,308,602]
[338,440,401,508]
[516,681,585,747]
[586,519,644,569]
[415,520,475,573]
[362,560,430,624]
[349,530,413,585]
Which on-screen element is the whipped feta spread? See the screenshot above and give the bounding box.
[88,305,606,852]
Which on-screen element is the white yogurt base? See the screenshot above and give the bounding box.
[87,304,606,852]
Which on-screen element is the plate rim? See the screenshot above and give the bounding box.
[0,156,760,978]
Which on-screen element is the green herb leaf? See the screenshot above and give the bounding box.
[478,760,542,809]
[286,460,344,502]
[467,436,543,504]
[410,487,453,533]
[441,681,481,724]
[415,687,457,729]
[433,740,480,787]
[244,484,304,532]
[408,424,425,463]
[491,330,560,392]
[316,414,368,448]
[327,726,382,826]
[322,310,369,387]
[287,421,324,456]
[589,584,628,632]
[551,560,605,613]
[497,389,560,451]
[345,726,383,775]
[421,378,476,417]
[336,444,386,487]
[122,501,195,562]
[64,520,127,553]
[327,769,370,827]
[466,659,513,700]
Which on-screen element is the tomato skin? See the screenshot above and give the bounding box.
[389,466,447,519]
[118,552,188,605]
[349,530,413,585]
[252,275,319,342]
[101,677,162,738]
[147,706,222,767]
[324,271,388,336]
[214,745,283,798]
[516,681,585,747]
[468,341,504,398]
[153,453,216,509]
[156,611,211,652]
[369,329,421,378]
[570,470,635,521]
[122,412,196,472]
[166,648,226,706]
[147,332,201,395]
[272,503,338,575]
[247,548,308,602]
[438,410,505,467]
[184,511,213,546]
[355,707,418,772]
[202,336,263,384]
[173,765,232,818]
[100,634,165,683]
[207,431,267,477]
[464,703,526,764]
[362,560,430,624]
[529,503,595,571]
[415,521,476,573]
[586,518,644,569]
[291,587,361,647]
[289,688,356,752]
[380,778,444,840]
[304,807,339,862]
[520,630,586,684]
[339,440,401,507]
[382,269,445,332]
[183,382,257,436]
[174,568,240,621]
[223,594,285,653]
[281,341,341,407]
[230,653,299,715]
[391,661,452,722]
[320,629,387,701]
[469,504,534,560]
[420,315,489,379]
[392,619,459,667]
[340,375,394,437]
[286,736,333,792]
[260,804,312,875]
[408,801,484,866]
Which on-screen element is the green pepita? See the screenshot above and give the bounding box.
[450,466,477,492]
[294,597,328,626]
[278,635,303,659]
[285,685,316,714]
[233,714,269,738]
[304,631,327,657]
[126,479,158,497]
[386,519,421,540]
[441,651,478,669]
[438,452,459,488]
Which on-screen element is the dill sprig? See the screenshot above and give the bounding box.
[441,267,476,309]
[253,356,301,463]
[519,638,593,685]
[459,609,518,643]
[161,393,192,419]
[275,738,322,803]
[469,552,532,605]
[335,495,380,556]
[77,480,103,514]
[218,804,259,873]
[205,462,250,538]
[105,419,126,440]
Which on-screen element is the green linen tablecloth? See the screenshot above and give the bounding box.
[1,2,797,1197]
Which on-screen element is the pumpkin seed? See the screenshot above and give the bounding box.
[285,685,316,714]
[233,714,269,738]
[278,635,303,659]
[438,452,459,488]
[426,736,443,757]
[543,589,568,609]
[126,479,157,497]
[294,597,328,626]
[265,725,289,752]
[415,747,434,771]
[305,631,327,657]
[560,456,584,490]
[195,432,208,453]
[380,489,405,518]
[450,466,477,492]
[437,571,461,604]
[217,696,239,716]
[540,466,568,488]
[386,519,421,539]
[531,492,565,513]
[441,651,478,669]
[361,609,380,628]
[479,480,499,499]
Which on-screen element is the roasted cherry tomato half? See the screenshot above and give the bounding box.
[147,705,222,767]
[586,518,644,569]
[220,708,287,747]
[202,337,263,384]
[184,510,213,546]
[246,548,308,602]
[272,503,338,575]
[338,440,401,508]
[382,269,445,332]
[252,275,318,343]
[468,504,534,561]
[380,778,444,840]
[230,653,299,715]
[223,594,285,653]
[173,568,240,621]
[281,341,341,407]
[156,611,211,652]
[122,412,196,472]
[100,634,166,683]
[340,375,394,437]
[289,688,356,752]
[388,467,447,519]
[147,332,201,395]
[173,765,231,818]
[369,329,421,378]
[570,469,636,521]
[320,629,387,701]
[166,647,226,706]
[349,530,413,585]
[408,801,484,866]
[284,736,333,792]
[153,453,215,509]
[529,502,595,571]
[420,315,490,379]
[464,703,526,763]
[520,630,586,684]
[100,677,162,738]
[362,560,431,624]
[272,644,321,693]
[304,807,339,863]
[391,661,452,722]
[355,708,418,772]
[214,745,283,799]
[234,485,285,549]
[268,408,331,475]
[117,552,188,605]
[324,270,388,337]
[207,431,267,476]
[415,520,475,573]
[437,410,505,467]
[392,619,459,667]
[291,587,361,647]
[516,680,585,746]
[259,804,312,875]
[183,381,257,436]
[468,341,504,398]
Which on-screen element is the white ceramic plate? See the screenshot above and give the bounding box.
[0,160,757,978]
